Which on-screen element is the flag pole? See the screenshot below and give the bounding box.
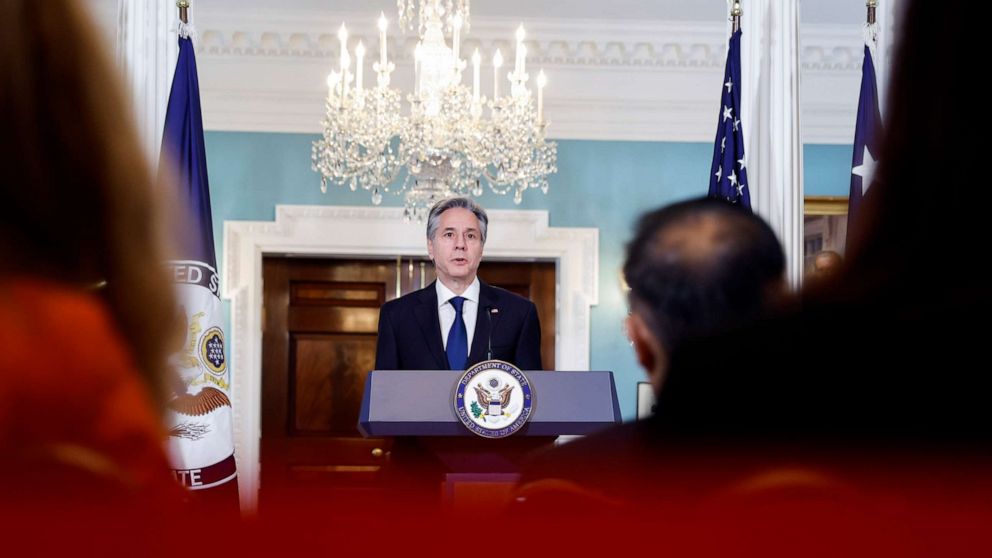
[864,0,878,51]
[730,1,742,33]
[178,0,189,24]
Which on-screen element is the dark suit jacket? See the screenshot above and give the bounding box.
[374,280,542,371]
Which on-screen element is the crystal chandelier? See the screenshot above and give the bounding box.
[311,0,557,221]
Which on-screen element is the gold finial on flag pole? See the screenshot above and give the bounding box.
[178,0,190,24]
[730,1,743,34]
[866,0,877,25]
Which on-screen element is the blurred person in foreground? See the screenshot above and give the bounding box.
[651,0,989,461]
[0,0,182,514]
[516,197,786,503]
[516,0,991,549]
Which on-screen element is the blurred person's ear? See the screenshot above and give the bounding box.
[626,312,667,394]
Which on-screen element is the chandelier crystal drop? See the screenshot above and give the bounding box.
[311,0,557,221]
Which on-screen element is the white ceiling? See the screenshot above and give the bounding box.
[85,0,874,27]
[82,0,890,143]
[270,0,869,24]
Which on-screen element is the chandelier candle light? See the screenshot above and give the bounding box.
[312,0,558,221]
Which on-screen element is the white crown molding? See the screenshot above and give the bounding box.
[196,15,729,68]
[223,205,598,511]
[191,9,879,143]
[801,24,873,72]
[197,17,873,71]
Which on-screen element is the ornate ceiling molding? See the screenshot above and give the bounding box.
[192,10,878,143]
[197,19,729,69]
[196,19,870,72]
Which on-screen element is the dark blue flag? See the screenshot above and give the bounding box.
[847,42,882,241]
[708,29,751,210]
[160,31,238,501]
[162,35,216,267]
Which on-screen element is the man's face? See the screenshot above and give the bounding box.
[428,207,484,287]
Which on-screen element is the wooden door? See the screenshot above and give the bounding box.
[477,260,556,370]
[260,256,555,507]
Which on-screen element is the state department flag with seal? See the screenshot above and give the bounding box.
[160,21,238,503]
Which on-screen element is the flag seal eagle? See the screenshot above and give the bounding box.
[454,359,533,438]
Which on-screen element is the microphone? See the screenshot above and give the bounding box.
[486,307,499,360]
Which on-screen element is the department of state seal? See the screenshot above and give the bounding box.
[454,359,534,438]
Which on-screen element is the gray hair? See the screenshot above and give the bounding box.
[425,197,489,243]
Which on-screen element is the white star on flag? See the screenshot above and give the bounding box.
[852,145,878,195]
[725,78,733,92]
[728,170,738,186]
[721,137,726,153]
[737,157,746,170]
[723,105,733,121]
[733,118,740,132]
[715,167,722,181]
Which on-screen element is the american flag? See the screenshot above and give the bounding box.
[708,29,751,210]
[847,32,882,240]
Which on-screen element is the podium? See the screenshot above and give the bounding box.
[358,370,621,437]
[358,370,621,508]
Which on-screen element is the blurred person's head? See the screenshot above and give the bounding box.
[0,0,176,404]
[812,250,843,280]
[845,0,979,295]
[813,251,842,273]
[623,198,785,393]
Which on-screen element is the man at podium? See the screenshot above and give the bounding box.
[374,197,543,372]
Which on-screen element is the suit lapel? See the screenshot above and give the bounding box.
[468,282,499,365]
[413,283,448,369]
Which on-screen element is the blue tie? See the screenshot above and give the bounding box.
[446,296,468,370]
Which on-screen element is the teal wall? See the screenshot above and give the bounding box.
[804,144,852,197]
[205,131,851,420]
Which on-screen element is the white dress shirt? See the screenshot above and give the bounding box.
[436,277,479,350]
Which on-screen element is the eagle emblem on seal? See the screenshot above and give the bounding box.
[454,359,534,438]
[474,382,513,418]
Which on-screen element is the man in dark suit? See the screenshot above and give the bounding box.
[375,196,543,372]
[374,197,543,506]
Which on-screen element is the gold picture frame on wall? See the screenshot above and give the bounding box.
[804,196,848,216]
[803,196,849,275]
